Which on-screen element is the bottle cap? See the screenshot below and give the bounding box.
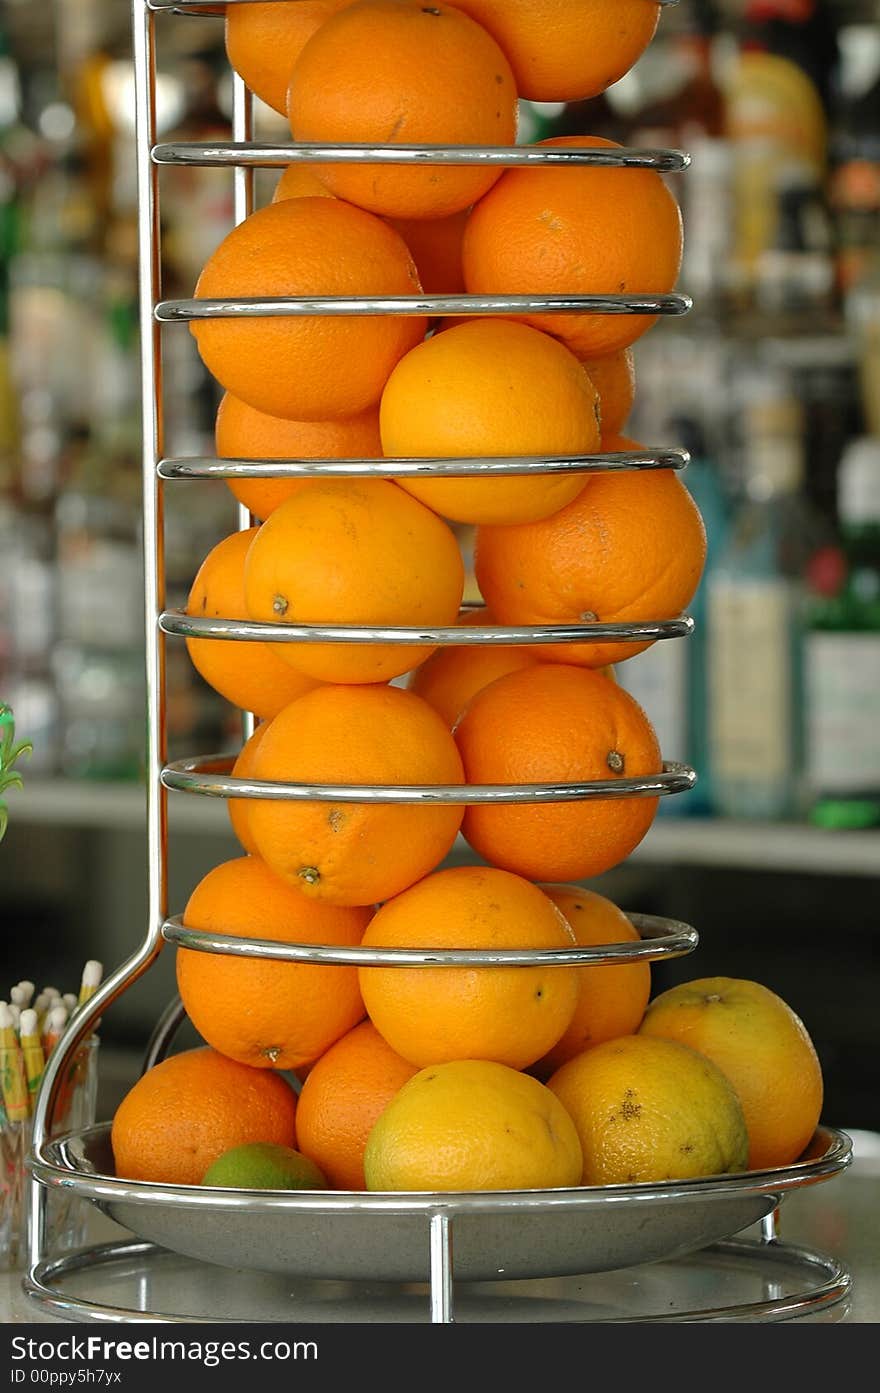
[838,437,880,525]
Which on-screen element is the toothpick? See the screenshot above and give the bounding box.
[76,960,103,1012]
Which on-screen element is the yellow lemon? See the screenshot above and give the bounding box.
[364,1059,583,1192]
[548,1034,749,1185]
[638,977,823,1169]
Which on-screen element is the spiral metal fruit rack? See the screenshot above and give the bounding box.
[25,0,853,1324]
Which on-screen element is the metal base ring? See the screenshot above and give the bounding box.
[24,1237,852,1325]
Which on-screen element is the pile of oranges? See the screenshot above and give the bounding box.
[111,0,825,1199]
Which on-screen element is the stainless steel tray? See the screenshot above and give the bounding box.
[35,1125,851,1284]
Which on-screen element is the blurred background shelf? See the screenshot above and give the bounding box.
[632,818,880,877]
[10,779,880,877]
[10,776,230,833]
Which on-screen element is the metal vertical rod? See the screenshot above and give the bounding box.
[26,0,170,1280]
[231,72,255,227]
[762,1209,780,1244]
[429,1211,455,1323]
[134,0,169,943]
[231,70,256,742]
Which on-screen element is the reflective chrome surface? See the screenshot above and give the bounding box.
[161,910,699,968]
[156,291,693,320]
[22,1236,851,1325]
[160,754,697,804]
[152,140,690,172]
[159,611,694,647]
[29,1127,852,1290]
[158,445,689,481]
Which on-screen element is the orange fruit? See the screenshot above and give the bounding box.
[364,1059,583,1192]
[451,1,662,102]
[548,1035,749,1186]
[272,163,335,202]
[177,856,369,1071]
[272,166,467,295]
[111,1046,298,1186]
[532,886,651,1079]
[228,719,270,854]
[247,684,465,906]
[243,479,464,684]
[387,211,468,296]
[462,136,683,358]
[359,865,579,1070]
[185,528,320,719]
[191,198,426,421]
[639,978,825,1170]
[215,392,382,522]
[294,1021,419,1190]
[406,606,536,729]
[225,1,354,116]
[287,0,518,220]
[580,348,636,438]
[380,320,600,525]
[272,166,466,294]
[454,663,662,881]
[474,444,707,669]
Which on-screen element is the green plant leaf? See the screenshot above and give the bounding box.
[0,705,31,839]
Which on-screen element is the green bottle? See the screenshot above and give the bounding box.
[806,438,880,829]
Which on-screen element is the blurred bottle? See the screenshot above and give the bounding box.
[634,2,735,313]
[848,278,880,442]
[738,1,840,114]
[631,1,725,147]
[706,375,821,820]
[831,23,880,441]
[681,135,737,315]
[805,438,880,830]
[53,433,146,781]
[829,23,880,308]
[2,503,60,775]
[618,416,728,819]
[617,630,688,818]
[161,56,234,294]
[0,20,22,497]
[723,2,835,317]
[678,418,729,817]
[752,159,835,320]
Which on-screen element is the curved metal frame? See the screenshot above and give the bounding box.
[29,1125,852,1225]
[160,611,695,648]
[25,0,851,1329]
[27,1124,853,1324]
[26,1234,853,1325]
[153,141,691,173]
[158,444,690,482]
[158,291,693,321]
[160,755,696,805]
[22,1235,850,1326]
[161,910,699,969]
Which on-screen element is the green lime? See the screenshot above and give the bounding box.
[201,1142,328,1190]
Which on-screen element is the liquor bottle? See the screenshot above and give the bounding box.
[706,378,821,821]
[677,419,729,817]
[617,416,728,819]
[738,0,840,114]
[753,160,835,320]
[805,437,880,829]
[829,22,880,307]
[724,1,837,317]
